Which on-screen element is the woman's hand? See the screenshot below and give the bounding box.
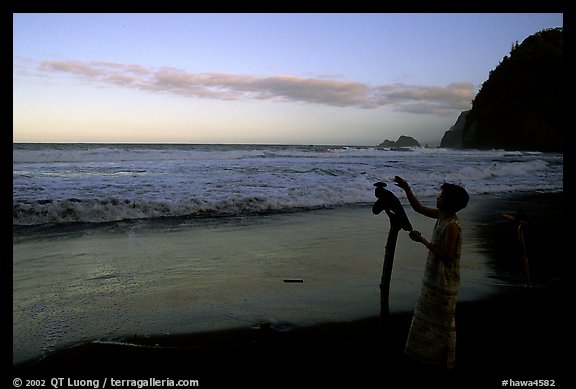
[409,230,426,244]
[393,176,410,191]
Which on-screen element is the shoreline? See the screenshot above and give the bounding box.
[12,191,566,387]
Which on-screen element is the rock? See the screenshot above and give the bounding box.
[440,110,470,148]
[377,135,420,149]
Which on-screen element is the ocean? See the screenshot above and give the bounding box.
[13,143,563,364]
[13,143,562,226]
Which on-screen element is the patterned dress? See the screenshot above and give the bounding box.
[404,219,461,369]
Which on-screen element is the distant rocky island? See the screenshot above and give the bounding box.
[441,27,563,152]
[377,135,421,150]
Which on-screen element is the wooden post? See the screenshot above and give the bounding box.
[502,213,532,287]
[380,223,401,319]
[517,223,532,287]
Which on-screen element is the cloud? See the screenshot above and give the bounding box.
[37,60,473,115]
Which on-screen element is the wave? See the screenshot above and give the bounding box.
[13,187,562,228]
[14,143,546,164]
[13,147,269,164]
[12,196,354,226]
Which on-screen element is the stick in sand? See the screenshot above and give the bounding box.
[372,180,413,318]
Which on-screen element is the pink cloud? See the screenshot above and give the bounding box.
[37,60,474,115]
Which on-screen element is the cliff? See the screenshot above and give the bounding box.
[440,110,470,148]
[441,27,563,151]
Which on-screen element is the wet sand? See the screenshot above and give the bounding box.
[13,283,567,388]
[12,192,566,388]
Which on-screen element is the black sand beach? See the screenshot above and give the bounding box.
[12,192,567,388]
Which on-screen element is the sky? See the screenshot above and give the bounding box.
[13,13,563,146]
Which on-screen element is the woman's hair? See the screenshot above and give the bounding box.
[440,183,469,213]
